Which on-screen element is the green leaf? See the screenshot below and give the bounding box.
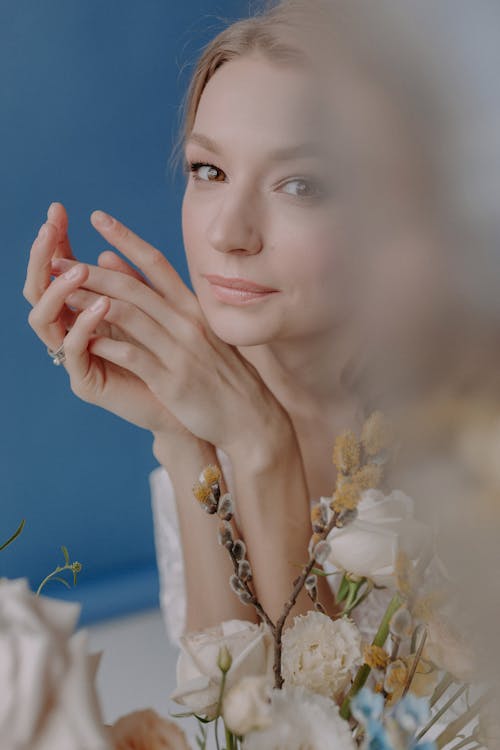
[0,519,26,551]
[310,567,339,577]
[336,573,350,602]
[51,576,71,589]
[61,545,69,565]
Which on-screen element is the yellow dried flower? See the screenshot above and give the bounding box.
[202,464,221,485]
[361,411,394,456]
[330,482,361,513]
[309,532,323,552]
[384,659,408,694]
[352,463,383,491]
[310,504,325,531]
[364,645,390,671]
[332,431,361,475]
[192,481,212,505]
[385,654,439,705]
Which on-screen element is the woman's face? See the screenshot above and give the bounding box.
[182,53,353,347]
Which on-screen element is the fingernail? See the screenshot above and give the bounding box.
[64,264,83,280]
[93,210,113,229]
[47,202,58,218]
[37,224,48,241]
[89,296,106,312]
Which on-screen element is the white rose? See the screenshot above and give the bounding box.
[170,619,274,719]
[326,489,432,587]
[0,577,110,750]
[281,611,362,700]
[223,675,273,736]
[242,685,356,750]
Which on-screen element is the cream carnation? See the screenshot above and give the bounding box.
[242,685,355,750]
[281,611,362,699]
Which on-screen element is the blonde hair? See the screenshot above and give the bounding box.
[167,0,444,197]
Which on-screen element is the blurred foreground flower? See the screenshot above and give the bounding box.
[170,619,273,719]
[0,577,110,750]
[107,709,190,750]
[242,685,356,750]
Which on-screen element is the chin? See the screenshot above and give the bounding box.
[200,306,276,347]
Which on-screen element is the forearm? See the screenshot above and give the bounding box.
[223,417,338,625]
[152,432,258,634]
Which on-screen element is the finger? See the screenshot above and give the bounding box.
[63,295,110,383]
[88,335,165,396]
[67,288,176,361]
[56,262,196,348]
[98,249,150,286]
[24,222,60,304]
[90,209,198,317]
[28,264,89,350]
[52,253,149,287]
[47,202,76,260]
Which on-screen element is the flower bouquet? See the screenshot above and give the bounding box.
[168,412,496,750]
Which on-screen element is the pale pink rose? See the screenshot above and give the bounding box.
[107,709,191,750]
[0,577,110,750]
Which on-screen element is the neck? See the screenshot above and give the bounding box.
[237,324,366,424]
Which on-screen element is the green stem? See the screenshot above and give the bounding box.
[340,592,402,720]
[213,670,227,750]
[36,564,71,596]
[225,724,234,750]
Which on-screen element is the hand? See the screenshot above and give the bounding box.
[23,202,190,435]
[56,208,287,452]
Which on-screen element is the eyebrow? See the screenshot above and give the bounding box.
[185,132,322,161]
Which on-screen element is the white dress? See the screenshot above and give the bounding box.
[149,446,391,648]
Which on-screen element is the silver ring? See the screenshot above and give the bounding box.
[47,342,66,366]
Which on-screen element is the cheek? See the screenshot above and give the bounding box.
[283,219,352,298]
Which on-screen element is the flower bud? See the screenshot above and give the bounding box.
[217,521,233,548]
[390,606,413,639]
[217,493,234,521]
[229,574,245,594]
[238,590,253,605]
[312,540,331,564]
[217,644,232,673]
[232,540,246,562]
[238,560,252,582]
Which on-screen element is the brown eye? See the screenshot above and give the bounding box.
[189,162,225,182]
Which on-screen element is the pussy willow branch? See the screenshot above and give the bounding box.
[227,541,275,634]
[272,510,340,689]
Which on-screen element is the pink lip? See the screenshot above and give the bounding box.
[203,274,278,293]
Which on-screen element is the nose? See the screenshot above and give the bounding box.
[206,189,263,256]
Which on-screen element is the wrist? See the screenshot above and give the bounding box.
[222,406,297,474]
[152,429,214,472]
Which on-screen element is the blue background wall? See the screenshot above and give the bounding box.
[1,0,248,624]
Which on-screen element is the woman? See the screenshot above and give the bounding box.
[23,0,448,644]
